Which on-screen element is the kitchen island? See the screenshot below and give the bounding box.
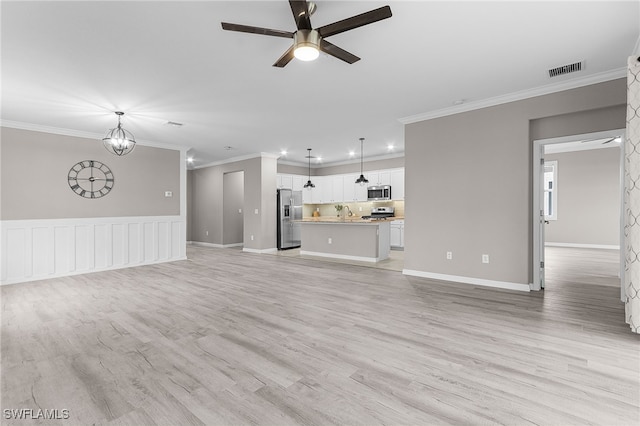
[300,218,390,262]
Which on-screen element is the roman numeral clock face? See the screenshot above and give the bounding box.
[67,160,114,199]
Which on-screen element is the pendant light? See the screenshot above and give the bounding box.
[102,111,136,156]
[303,148,315,189]
[355,137,369,186]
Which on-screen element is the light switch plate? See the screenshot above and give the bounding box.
[164,191,172,197]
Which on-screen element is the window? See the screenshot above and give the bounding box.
[543,160,557,220]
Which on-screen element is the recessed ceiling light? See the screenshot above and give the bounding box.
[280,150,287,156]
[187,157,194,163]
[387,144,395,151]
[316,157,322,163]
[166,121,183,127]
[349,151,355,157]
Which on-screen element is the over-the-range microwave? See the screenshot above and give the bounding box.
[367,185,391,201]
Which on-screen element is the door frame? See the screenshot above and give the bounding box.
[532,129,625,297]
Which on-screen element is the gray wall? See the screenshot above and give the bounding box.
[277,156,404,176]
[1,127,180,220]
[187,169,193,240]
[404,78,626,285]
[545,147,620,247]
[223,171,244,245]
[190,155,277,250]
[277,164,311,175]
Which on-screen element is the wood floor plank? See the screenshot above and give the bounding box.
[1,245,638,425]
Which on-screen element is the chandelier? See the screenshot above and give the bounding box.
[102,111,136,156]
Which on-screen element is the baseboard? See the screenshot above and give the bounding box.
[242,247,278,254]
[300,250,383,263]
[545,242,620,250]
[1,256,188,286]
[402,269,530,292]
[191,241,244,249]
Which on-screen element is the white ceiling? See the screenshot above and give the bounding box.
[2,1,638,168]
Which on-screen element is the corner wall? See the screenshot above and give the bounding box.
[190,155,277,252]
[403,79,626,288]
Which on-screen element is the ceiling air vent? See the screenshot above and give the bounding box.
[548,61,583,78]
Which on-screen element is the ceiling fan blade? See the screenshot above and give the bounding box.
[317,5,392,39]
[319,40,360,64]
[273,46,295,68]
[289,1,312,30]
[221,22,294,38]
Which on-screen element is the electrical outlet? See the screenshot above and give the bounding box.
[317,207,320,212]
[328,237,332,244]
[446,251,452,260]
[238,208,242,214]
[205,231,208,236]
[359,207,363,212]
[251,235,254,241]
[482,254,490,264]
[254,209,259,215]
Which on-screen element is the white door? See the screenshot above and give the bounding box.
[532,142,546,291]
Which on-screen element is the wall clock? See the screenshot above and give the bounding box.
[68,160,114,199]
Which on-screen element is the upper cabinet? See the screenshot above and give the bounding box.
[368,171,391,186]
[390,169,404,200]
[278,166,404,204]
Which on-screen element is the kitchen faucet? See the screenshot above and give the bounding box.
[344,205,353,217]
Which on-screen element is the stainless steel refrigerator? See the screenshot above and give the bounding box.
[277,189,302,249]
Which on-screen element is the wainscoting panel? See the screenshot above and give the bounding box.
[0,216,186,285]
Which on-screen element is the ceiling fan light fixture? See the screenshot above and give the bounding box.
[102,111,136,156]
[293,30,320,61]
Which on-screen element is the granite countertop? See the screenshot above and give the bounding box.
[300,216,404,224]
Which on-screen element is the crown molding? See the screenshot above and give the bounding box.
[399,68,626,125]
[0,120,188,152]
[278,152,405,168]
[194,152,278,169]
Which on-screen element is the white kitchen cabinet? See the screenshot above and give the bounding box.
[378,171,391,186]
[311,176,324,204]
[280,174,293,189]
[343,174,356,201]
[367,171,391,186]
[331,175,344,203]
[390,220,404,248]
[391,169,404,200]
[367,172,379,186]
[355,182,368,201]
[292,175,304,192]
[321,176,333,203]
[302,186,313,204]
[276,174,282,189]
[342,174,368,202]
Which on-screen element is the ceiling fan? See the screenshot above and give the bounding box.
[221,1,392,67]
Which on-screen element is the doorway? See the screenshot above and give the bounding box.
[532,129,625,300]
[223,171,244,247]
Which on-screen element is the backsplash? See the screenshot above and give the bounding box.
[303,200,404,218]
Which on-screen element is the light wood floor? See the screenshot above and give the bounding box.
[1,246,638,425]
